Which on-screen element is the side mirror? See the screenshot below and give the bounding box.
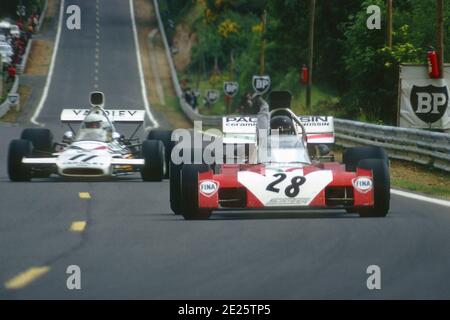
[90,91,104,107]
[317,144,330,156]
[62,131,74,144]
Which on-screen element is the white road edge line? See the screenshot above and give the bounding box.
[31,0,65,126]
[391,189,450,208]
[129,0,159,130]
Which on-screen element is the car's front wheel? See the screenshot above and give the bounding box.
[180,164,212,220]
[8,139,32,182]
[356,159,390,218]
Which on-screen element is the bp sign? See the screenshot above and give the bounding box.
[410,84,448,124]
[205,90,220,105]
[8,93,19,106]
[223,82,239,97]
[252,75,271,94]
[399,65,450,130]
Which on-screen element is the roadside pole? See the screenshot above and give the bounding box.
[259,10,267,76]
[306,0,316,111]
[386,0,393,48]
[437,0,444,78]
[0,59,3,98]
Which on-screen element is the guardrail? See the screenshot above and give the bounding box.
[153,0,450,172]
[0,76,20,118]
[334,119,450,172]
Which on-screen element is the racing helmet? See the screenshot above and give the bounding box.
[270,115,296,135]
[83,112,106,129]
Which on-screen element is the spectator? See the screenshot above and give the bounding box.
[27,25,33,39]
[237,92,254,114]
[7,65,17,83]
[183,88,198,111]
[32,16,39,31]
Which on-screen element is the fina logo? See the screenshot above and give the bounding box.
[411,85,449,123]
[352,177,373,194]
[199,180,219,197]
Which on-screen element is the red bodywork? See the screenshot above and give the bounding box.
[197,162,374,210]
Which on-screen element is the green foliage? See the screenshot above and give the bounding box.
[0,0,44,18]
[176,0,450,121]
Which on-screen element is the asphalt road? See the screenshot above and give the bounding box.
[1,0,450,299]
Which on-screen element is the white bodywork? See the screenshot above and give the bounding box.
[22,141,144,178]
[22,108,146,178]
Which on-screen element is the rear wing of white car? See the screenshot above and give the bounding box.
[222,115,335,144]
[60,109,146,123]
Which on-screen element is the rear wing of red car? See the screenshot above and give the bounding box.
[222,115,335,144]
[298,116,335,144]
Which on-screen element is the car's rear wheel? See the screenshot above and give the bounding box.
[141,140,165,182]
[356,159,390,218]
[8,139,32,182]
[170,159,182,215]
[343,146,388,172]
[180,164,212,220]
[147,130,173,179]
[21,128,53,153]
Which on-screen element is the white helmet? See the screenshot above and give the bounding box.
[83,112,107,129]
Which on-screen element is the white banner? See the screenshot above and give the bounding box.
[399,64,450,130]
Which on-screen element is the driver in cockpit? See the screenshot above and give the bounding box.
[270,115,296,135]
[76,112,113,142]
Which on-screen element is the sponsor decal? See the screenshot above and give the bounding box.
[410,84,448,123]
[267,198,309,206]
[238,170,333,207]
[72,110,139,117]
[199,180,219,197]
[352,176,373,193]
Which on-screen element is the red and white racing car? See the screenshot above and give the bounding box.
[170,94,390,220]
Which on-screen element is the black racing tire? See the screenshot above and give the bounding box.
[21,128,53,153]
[170,147,208,215]
[356,159,390,218]
[8,139,32,182]
[343,146,388,172]
[147,130,173,179]
[170,159,183,215]
[180,164,212,220]
[141,140,165,182]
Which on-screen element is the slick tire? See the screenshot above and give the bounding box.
[21,128,53,153]
[170,148,207,215]
[141,140,165,182]
[8,139,32,182]
[147,130,173,179]
[170,159,182,215]
[343,146,388,172]
[180,164,212,220]
[356,159,390,218]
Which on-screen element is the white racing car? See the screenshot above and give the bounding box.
[8,92,166,181]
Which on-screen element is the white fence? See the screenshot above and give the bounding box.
[0,76,19,118]
[153,0,450,172]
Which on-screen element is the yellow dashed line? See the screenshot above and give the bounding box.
[79,192,91,200]
[4,267,50,290]
[70,221,87,232]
